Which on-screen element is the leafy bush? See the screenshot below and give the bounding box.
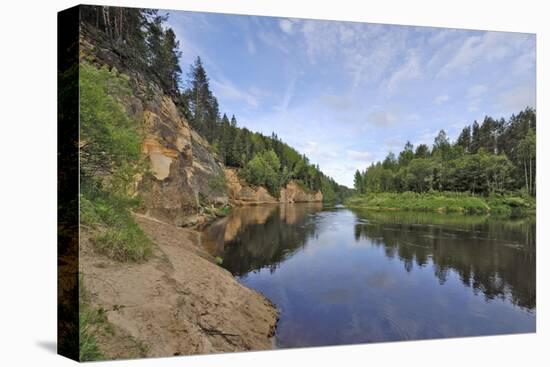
[243,150,281,197]
[79,62,152,262]
[346,191,534,218]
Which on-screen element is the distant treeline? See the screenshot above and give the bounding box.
[354,108,536,197]
[80,5,351,202]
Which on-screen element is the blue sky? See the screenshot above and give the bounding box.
[166,10,535,187]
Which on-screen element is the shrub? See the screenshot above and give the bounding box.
[79,62,152,262]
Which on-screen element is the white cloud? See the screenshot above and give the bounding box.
[512,50,535,75]
[415,129,440,147]
[319,94,355,111]
[427,29,458,45]
[437,32,532,76]
[384,52,422,94]
[246,38,256,55]
[258,31,290,53]
[496,84,536,112]
[434,94,449,104]
[347,150,374,160]
[467,84,488,99]
[275,78,297,114]
[368,110,398,126]
[210,78,259,108]
[299,21,409,90]
[279,19,294,34]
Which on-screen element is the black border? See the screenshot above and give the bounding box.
[57,4,80,362]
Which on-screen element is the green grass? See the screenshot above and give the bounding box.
[345,191,535,217]
[79,275,105,361]
[79,304,107,361]
[81,194,152,262]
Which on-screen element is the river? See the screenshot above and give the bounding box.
[202,203,536,348]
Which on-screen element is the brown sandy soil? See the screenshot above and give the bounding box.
[80,214,278,359]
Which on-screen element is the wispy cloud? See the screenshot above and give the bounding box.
[437,32,532,77]
[279,19,294,34]
[434,94,450,104]
[384,51,422,94]
[347,150,374,160]
[496,84,536,112]
[467,84,488,99]
[210,77,259,108]
[246,38,256,55]
[368,110,398,126]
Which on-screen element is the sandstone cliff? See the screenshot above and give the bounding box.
[81,31,228,227]
[225,168,323,205]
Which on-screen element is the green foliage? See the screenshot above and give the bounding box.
[80,62,152,262]
[346,191,534,218]
[81,192,152,262]
[79,304,105,361]
[354,108,535,199]
[79,276,105,361]
[81,6,181,98]
[208,170,227,193]
[243,150,281,197]
[346,192,489,215]
[79,63,143,179]
[95,225,151,262]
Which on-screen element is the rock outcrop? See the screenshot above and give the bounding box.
[135,88,228,226]
[225,168,323,205]
[280,181,324,203]
[80,28,228,228]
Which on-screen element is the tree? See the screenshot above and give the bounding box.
[456,126,471,153]
[471,121,481,153]
[432,129,451,160]
[354,170,364,194]
[414,144,430,159]
[382,152,398,171]
[243,150,281,197]
[186,57,214,139]
[406,159,434,192]
[398,141,414,167]
[518,128,536,195]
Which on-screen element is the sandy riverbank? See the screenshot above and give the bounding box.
[80,214,278,359]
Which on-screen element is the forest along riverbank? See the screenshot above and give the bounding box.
[80,214,278,359]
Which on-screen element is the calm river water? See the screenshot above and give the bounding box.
[202,203,535,347]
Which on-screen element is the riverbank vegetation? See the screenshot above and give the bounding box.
[79,63,152,261]
[350,108,536,216]
[345,191,535,217]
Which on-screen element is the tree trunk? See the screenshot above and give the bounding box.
[529,157,533,196]
[523,158,530,193]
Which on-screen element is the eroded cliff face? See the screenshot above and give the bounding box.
[135,88,228,226]
[225,168,323,205]
[280,181,324,203]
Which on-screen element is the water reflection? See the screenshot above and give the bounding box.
[202,203,323,276]
[352,210,536,310]
[202,204,535,346]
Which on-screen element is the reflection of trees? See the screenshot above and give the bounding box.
[202,203,323,276]
[352,210,536,310]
